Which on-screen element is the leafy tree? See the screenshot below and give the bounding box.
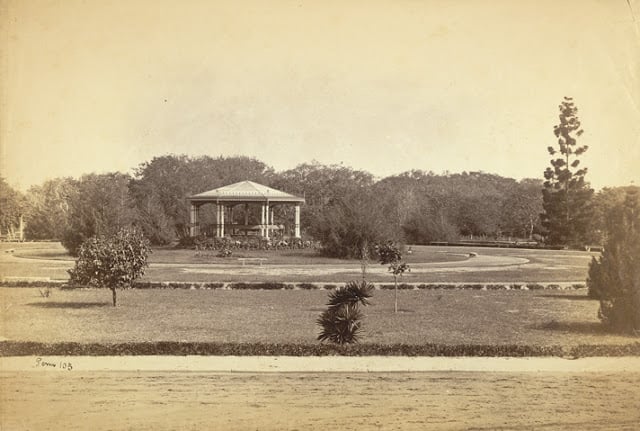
[62,173,139,255]
[379,170,529,243]
[541,97,594,246]
[273,161,374,208]
[68,227,151,306]
[589,186,640,246]
[130,155,275,243]
[500,179,544,239]
[317,280,374,344]
[310,188,397,259]
[24,177,77,240]
[402,209,459,244]
[587,190,640,333]
[372,176,420,234]
[401,173,459,243]
[376,241,410,313]
[129,155,194,243]
[0,178,25,240]
[444,172,508,238]
[272,161,375,240]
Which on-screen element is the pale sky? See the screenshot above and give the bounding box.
[1,0,639,191]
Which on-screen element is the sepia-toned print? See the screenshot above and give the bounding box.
[1,1,639,429]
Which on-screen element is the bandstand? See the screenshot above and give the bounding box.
[187,181,304,239]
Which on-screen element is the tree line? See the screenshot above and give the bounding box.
[0,97,633,257]
[0,154,635,256]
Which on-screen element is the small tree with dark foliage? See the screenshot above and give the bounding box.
[68,227,151,306]
[317,280,374,344]
[376,241,410,313]
[587,190,640,334]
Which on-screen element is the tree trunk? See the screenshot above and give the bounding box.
[633,272,640,333]
[394,276,398,313]
[565,153,571,228]
[111,287,117,307]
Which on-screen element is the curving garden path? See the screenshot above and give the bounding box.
[1,242,596,283]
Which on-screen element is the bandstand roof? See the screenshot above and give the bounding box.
[188,180,305,203]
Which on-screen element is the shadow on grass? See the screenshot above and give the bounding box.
[534,320,612,335]
[536,294,595,301]
[28,302,111,309]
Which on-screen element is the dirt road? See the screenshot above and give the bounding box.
[3,369,639,430]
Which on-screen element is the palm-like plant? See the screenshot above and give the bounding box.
[327,280,374,308]
[317,280,373,344]
[317,304,363,344]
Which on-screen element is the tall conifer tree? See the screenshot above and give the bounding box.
[541,97,594,246]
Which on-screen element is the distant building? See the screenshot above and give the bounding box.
[187,180,304,239]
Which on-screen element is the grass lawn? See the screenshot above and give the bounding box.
[5,242,630,356]
[1,287,637,350]
[12,242,468,265]
[4,242,598,283]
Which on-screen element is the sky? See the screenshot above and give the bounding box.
[1,0,639,191]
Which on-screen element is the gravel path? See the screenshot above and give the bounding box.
[2,365,639,430]
[4,355,640,372]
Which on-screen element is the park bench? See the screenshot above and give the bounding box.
[237,257,268,266]
[584,245,604,252]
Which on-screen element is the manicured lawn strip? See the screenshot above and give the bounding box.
[2,341,640,357]
[2,288,636,349]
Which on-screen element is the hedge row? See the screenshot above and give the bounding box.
[376,283,586,291]
[0,280,586,290]
[2,341,638,357]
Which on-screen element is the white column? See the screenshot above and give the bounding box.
[218,204,225,238]
[269,206,275,239]
[264,204,270,239]
[215,204,221,237]
[244,204,249,235]
[260,204,266,237]
[220,205,225,237]
[294,204,301,238]
[189,203,199,237]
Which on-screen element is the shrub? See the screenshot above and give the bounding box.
[177,236,197,248]
[317,280,374,344]
[217,248,232,258]
[227,282,293,290]
[379,283,414,290]
[375,241,410,313]
[587,190,640,333]
[310,189,398,259]
[61,229,87,257]
[67,227,151,306]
